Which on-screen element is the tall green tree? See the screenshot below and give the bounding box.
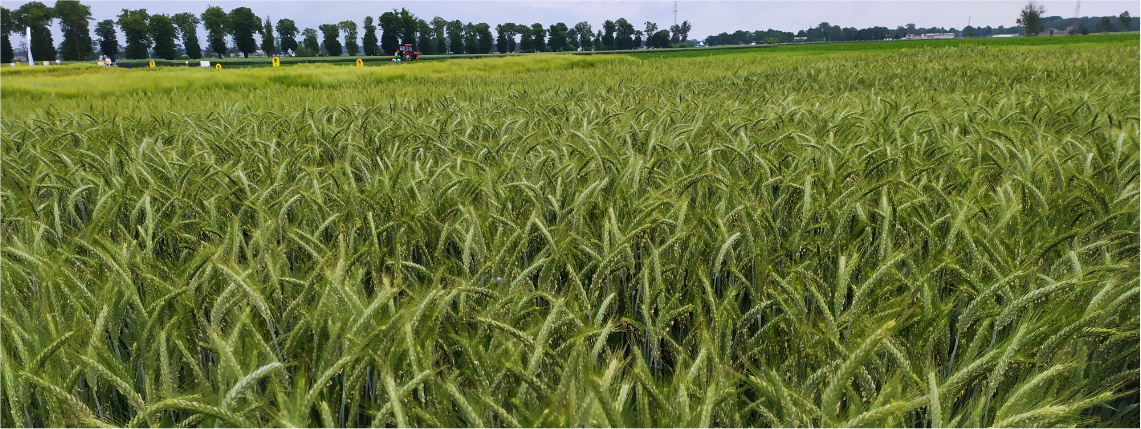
[430,17,447,55]
[601,20,616,50]
[643,22,657,47]
[593,30,603,51]
[228,7,260,57]
[56,0,93,61]
[417,19,434,54]
[362,16,378,56]
[503,22,519,52]
[277,18,298,54]
[15,2,56,61]
[172,13,201,59]
[651,29,670,48]
[495,23,509,53]
[677,20,691,42]
[94,18,117,60]
[149,14,177,59]
[201,6,229,57]
[1016,1,1045,35]
[574,22,592,51]
[446,19,464,53]
[530,23,545,52]
[379,12,399,55]
[117,9,150,59]
[261,17,275,55]
[318,23,341,56]
[474,23,492,54]
[1120,11,1132,31]
[615,18,634,50]
[398,8,417,48]
[300,27,318,55]
[463,22,478,54]
[518,24,532,52]
[339,20,358,55]
[1,7,14,63]
[547,22,568,51]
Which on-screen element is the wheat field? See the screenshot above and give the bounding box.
[1,37,1138,427]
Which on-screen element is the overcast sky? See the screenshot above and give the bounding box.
[4,0,1138,45]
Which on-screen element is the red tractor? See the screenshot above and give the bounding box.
[391,44,420,62]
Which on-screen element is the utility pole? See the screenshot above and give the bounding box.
[673,1,678,27]
[1074,0,1080,18]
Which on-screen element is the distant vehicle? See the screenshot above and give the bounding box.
[392,44,420,62]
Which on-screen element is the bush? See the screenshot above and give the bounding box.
[295,46,316,57]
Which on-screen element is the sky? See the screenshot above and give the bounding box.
[3,0,1138,47]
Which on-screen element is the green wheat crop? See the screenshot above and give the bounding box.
[1,37,1138,427]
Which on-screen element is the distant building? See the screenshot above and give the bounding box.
[990,34,1019,38]
[793,36,807,42]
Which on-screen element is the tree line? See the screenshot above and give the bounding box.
[0,1,696,63]
[705,9,1137,46]
[4,1,1133,63]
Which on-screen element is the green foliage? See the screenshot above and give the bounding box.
[576,21,592,51]
[55,0,93,61]
[227,7,261,58]
[2,7,16,63]
[276,18,298,55]
[530,23,546,52]
[339,20,358,56]
[117,8,150,60]
[300,27,319,55]
[318,23,342,56]
[148,14,177,60]
[1018,1,1047,36]
[432,16,448,55]
[0,38,1137,428]
[519,24,533,52]
[614,18,635,50]
[93,18,116,59]
[447,19,464,54]
[379,12,400,56]
[417,19,435,55]
[397,8,418,49]
[200,6,229,58]
[465,23,479,54]
[362,16,378,56]
[475,22,493,54]
[602,19,615,50]
[261,17,276,56]
[650,29,671,49]
[172,13,202,60]
[15,1,56,61]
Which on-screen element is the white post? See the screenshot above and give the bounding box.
[26,27,33,66]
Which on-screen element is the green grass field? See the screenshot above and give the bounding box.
[53,32,1139,68]
[1,35,1138,427]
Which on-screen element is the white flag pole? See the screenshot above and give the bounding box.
[26,27,34,66]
